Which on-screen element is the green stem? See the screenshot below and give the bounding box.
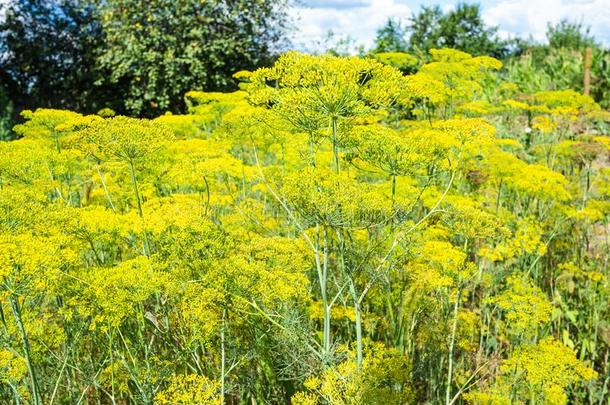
[109,329,116,405]
[446,288,461,405]
[322,227,331,356]
[96,166,116,213]
[49,350,70,405]
[313,226,331,359]
[9,296,41,405]
[355,302,363,370]
[331,116,339,174]
[9,381,21,404]
[391,174,397,208]
[349,278,363,371]
[128,159,150,255]
[495,178,503,213]
[202,175,211,216]
[309,132,316,167]
[128,159,143,218]
[53,131,61,153]
[221,308,226,405]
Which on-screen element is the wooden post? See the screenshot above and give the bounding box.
[584,47,592,96]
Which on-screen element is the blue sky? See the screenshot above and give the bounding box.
[289,0,610,50]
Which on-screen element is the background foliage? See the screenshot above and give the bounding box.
[0,0,290,118]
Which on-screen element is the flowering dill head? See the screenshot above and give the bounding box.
[13,108,82,140]
[486,275,553,338]
[247,51,407,125]
[405,48,502,110]
[71,116,175,162]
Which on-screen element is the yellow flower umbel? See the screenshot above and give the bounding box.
[155,374,222,405]
[486,276,553,339]
[501,337,597,404]
[466,337,597,405]
[13,108,82,152]
[406,48,502,118]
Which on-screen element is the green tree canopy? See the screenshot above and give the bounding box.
[0,0,105,113]
[407,3,508,58]
[373,18,408,53]
[96,0,290,117]
[546,19,597,50]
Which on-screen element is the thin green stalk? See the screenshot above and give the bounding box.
[312,225,331,358]
[331,116,339,174]
[109,329,116,405]
[9,381,21,404]
[391,174,397,208]
[322,227,331,356]
[128,159,144,218]
[338,228,363,370]
[202,175,211,216]
[53,131,61,153]
[128,159,150,255]
[348,277,363,370]
[309,132,316,167]
[9,296,41,405]
[280,142,286,177]
[495,178,503,213]
[446,288,462,405]
[355,302,363,370]
[49,350,70,405]
[96,166,116,213]
[221,308,226,405]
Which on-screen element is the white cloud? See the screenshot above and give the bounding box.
[290,0,411,51]
[304,0,370,9]
[481,0,610,44]
[290,0,610,51]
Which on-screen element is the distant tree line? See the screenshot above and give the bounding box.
[372,3,600,58]
[373,4,509,58]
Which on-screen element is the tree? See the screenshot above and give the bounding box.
[0,84,14,140]
[373,18,408,53]
[97,0,290,117]
[407,5,444,54]
[407,3,508,58]
[0,0,107,113]
[546,19,597,50]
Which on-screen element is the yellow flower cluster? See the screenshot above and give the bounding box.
[155,374,221,404]
[486,276,553,337]
[371,52,418,73]
[283,167,392,228]
[480,217,547,262]
[68,257,171,330]
[467,337,596,404]
[502,337,597,404]
[71,116,174,161]
[293,343,412,404]
[406,48,502,110]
